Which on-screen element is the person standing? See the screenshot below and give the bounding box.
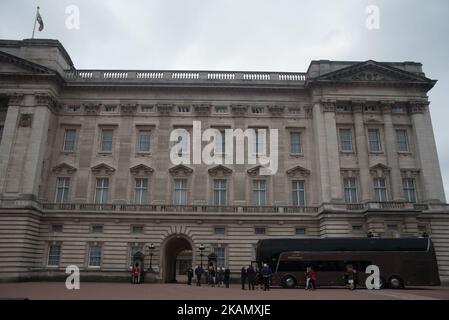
[240,266,247,290]
[195,265,204,286]
[209,265,216,287]
[261,263,272,291]
[247,265,256,290]
[186,266,194,285]
[306,266,317,290]
[224,267,231,288]
[218,267,224,287]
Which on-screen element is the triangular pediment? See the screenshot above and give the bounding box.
[168,164,193,176]
[370,163,390,171]
[286,166,311,177]
[311,60,435,88]
[208,165,233,176]
[370,163,391,177]
[0,51,56,75]
[130,164,154,175]
[91,163,115,175]
[51,162,77,174]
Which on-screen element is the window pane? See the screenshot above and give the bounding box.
[213,179,227,205]
[374,178,388,202]
[138,131,151,152]
[253,180,266,206]
[290,132,302,154]
[95,178,108,204]
[214,247,225,268]
[339,129,353,151]
[134,178,148,204]
[55,177,70,203]
[292,180,305,206]
[47,244,61,266]
[174,179,187,205]
[101,129,113,152]
[403,178,417,203]
[63,129,76,152]
[89,245,102,267]
[344,178,358,204]
[368,129,381,152]
[396,129,409,152]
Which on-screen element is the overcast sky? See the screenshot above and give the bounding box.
[1,0,448,200]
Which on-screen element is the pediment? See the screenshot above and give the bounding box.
[208,165,233,176]
[168,164,193,176]
[370,163,390,171]
[370,163,391,177]
[286,166,311,177]
[0,51,56,75]
[130,164,154,175]
[52,163,77,174]
[91,163,115,175]
[247,165,263,176]
[311,60,435,88]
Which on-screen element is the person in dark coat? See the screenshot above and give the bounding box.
[224,267,231,288]
[195,265,204,286]
[240,266,247,290]
[247,265,256,290]
[261,263,272,291]
[186,266,194,285]
[218,267,225,287]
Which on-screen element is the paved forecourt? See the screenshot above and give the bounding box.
[0,282,448,300]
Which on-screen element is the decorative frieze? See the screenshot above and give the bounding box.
[157,104,173,114]
[268,105,285,116]
[83,103,101,115]
[321,99,336,113]
[120,103,137,115]
[409,100,428,114]
[193,104,211,115]
[7,93,24,106]
[231,104,248,115]
[18,113,33,127]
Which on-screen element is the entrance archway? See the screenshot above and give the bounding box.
[161,234,194,283]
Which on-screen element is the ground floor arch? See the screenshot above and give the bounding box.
[161,234,195,283]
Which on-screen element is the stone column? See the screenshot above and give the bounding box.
[312,100,342,203]
[381,101,404,200]
[0,94,22,195]
[410,101,446,203]
[352,101,371,202]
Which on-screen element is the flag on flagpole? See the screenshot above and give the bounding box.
[36,10,44,31]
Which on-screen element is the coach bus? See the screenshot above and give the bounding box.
[255,238,440,289]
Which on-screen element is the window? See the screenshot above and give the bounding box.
[255,227,266,235]
[292,180,305,206]
[55,177,70,204]
[134,178,149,204]
[214,130,226,155]
[252,180,267,206]
[352,225,364,233]
[141,105,154,113]
[213,179,227,206]
[251,106,264,114]
[129,245,143,266]
[94,178,109,204]
[62,129,76,152]
[368,129,381,152]
[137,130,151,153]
[104,105,116,112]
[374,178,388,202]
[403,178,417,203]
[295,227,306,235]
[47,244,61,266]
[214,247,226,268]
[339,129,353,152]
[253,130,265,156]
[100,129,113,152]
[51,224,63,233]
[177,106,190,113]
[215,106,228,114]
[288,108,303,116]
[92,225,104,234]
[214,227,225,235]
[173,179,188,205]
[132,226,144,234]
[344,178,358,204]
[418,225,428,233]
[290,132,303,155]
[88,244,102,267]
[386,224,399,232]
[396,129,409,152]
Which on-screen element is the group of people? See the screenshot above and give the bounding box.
[304,264,359,290]
[186,263,273,290]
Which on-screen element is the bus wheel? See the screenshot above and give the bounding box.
[379,276,386,289]
[388,276,404,289]
[281,276,297,289]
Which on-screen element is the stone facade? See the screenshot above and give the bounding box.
[0,39,448,283]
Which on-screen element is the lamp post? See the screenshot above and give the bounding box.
[147,243,155,271]
[199,244,205,267]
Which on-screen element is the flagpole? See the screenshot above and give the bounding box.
[31,6,39,39]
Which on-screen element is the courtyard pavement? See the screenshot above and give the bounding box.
[0,282,448,300]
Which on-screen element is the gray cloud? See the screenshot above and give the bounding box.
[1,0,448,199]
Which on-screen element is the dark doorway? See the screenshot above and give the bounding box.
[163,236,193,283]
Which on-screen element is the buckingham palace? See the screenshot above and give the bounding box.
[0,38,448,283]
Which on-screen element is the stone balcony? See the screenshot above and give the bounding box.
[63,70,307,87]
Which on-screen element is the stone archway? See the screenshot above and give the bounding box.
[161,234,194,283]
